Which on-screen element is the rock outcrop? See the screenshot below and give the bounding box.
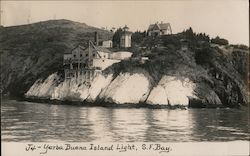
[25,71,198,106]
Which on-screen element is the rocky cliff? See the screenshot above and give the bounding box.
[25,72,196,106]
[1,20,248,108]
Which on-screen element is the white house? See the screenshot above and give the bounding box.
[147,22,172,36]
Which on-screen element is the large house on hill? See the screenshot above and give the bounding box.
[147,22,172,36]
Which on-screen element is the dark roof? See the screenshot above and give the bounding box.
[64,45,86,54]
[158,23,170,30]
[148,23,171,31]
[148,24,155,30]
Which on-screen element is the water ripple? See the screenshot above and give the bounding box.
[1,100,249,142]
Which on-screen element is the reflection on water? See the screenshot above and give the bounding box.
[1,100,249,142]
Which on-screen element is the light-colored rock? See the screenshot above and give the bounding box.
[99,73,151,104]
[25,73,59,98]
[147,76,196,106]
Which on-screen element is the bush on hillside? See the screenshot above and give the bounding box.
[195,47,216,66]
[211,36,229,45]
[131,31,146,46]
[231,44,249,50]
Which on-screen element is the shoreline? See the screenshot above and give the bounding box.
[11,96,233,109]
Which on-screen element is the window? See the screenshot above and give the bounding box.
[73,54,76,58]
[104,55,106,58]
[80,54,82,57]
[86,54,88,57]
[102,60,105,62]
[93,54,95,57]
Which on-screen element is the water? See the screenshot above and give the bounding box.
[1,99,249,142]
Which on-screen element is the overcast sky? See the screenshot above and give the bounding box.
[1,0,249,45]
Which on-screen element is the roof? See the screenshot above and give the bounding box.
[158,23,170,30]
[88,40,112,53]
[148,22,170,31]
[64,45,86,54]
[148,24,155,30]
[95,46,112,53]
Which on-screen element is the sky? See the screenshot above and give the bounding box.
[1,0,249,45]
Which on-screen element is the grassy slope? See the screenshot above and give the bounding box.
[0,19,113,97]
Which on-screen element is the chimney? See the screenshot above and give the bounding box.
[94,32,99,46]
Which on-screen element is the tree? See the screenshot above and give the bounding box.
[131,31,146,46]
[184,27,195,39]
[112,28,123,48]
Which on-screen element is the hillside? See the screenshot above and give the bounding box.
[0,19,113,97]
[104,30,249,107]
[1,20,249,108]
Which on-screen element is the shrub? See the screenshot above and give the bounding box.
[131,31,146,46]
[195,47,215,65]
[231,44,249,50]
[211,36,229,45]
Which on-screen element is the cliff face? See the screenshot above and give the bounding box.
[1,20,249,107]
[25,71,197,106]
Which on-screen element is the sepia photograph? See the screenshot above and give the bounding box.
[1,0,249,155]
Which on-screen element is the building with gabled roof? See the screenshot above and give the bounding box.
[147,22,172,36]
[63,32,132,84]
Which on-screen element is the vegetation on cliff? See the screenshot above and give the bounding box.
[106,27,249,107]
[1,20,248,107]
